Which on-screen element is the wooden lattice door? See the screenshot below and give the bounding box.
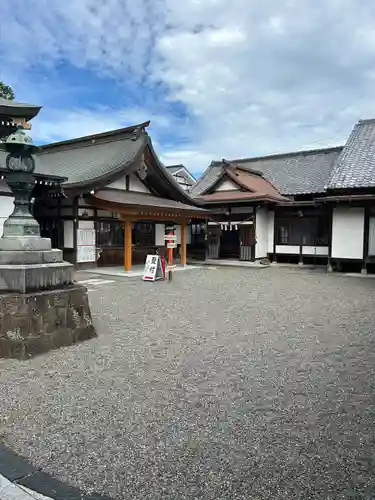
[207,226,221,259]
[239,224,255,261]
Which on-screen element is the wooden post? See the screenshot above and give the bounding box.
[181,220,187,266]
[124,220,132,271]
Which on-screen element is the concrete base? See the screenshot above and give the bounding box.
[0,261,74,293]
[0,285,96,360]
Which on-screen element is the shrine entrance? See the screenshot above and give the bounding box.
[220,226,240,259]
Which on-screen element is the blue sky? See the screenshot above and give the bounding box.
[1,0,375,177]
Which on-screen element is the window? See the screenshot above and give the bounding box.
[276,215,330,246]
[96,221,124,247]
[276,218,301,245]
[133,222,155,246]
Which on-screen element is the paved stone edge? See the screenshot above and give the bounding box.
[0,443,112,500]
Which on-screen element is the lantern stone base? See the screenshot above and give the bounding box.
[0,236,52,252]
[0,285,96,360]
[0,262,74,294]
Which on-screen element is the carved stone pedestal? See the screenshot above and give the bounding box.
[0,285,96,360]
[0,239,97,360]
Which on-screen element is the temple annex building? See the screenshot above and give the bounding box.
[1,96,375,273]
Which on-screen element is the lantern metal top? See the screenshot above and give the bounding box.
[0,124,41,154]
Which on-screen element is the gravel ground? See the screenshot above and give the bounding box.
[1,267,375,499]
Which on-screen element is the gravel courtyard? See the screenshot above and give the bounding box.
[1,266,375,499]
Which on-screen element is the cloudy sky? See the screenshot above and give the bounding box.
[1,0,375,175]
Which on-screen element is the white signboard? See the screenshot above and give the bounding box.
[143,255,164,281]
[77,228,96,263]
[167,243,177,249]
[164,234,177,241]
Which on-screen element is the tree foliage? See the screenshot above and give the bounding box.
[0,81,15,100]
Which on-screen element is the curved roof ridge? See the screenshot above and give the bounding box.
[41,121,150,150]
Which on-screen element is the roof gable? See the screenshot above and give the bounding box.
[197,163,287,203]
[327,119,375,190]
[166,164,196,184]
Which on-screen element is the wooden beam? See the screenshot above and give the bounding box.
[180,220,187,266]
[124,220,133,271]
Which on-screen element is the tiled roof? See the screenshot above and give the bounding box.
[166,165,184,174]
[37,136,144,189]
[197,164,288,203]
[33,124,148,189]
[191,147,342,197]
[327,119,375,189]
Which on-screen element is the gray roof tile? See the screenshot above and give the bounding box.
[191,147,342,197]
[327,119,375,189]
[36,135,144,188]
[0,126,146,189]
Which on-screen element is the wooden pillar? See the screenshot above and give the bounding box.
[124,220,133,271]
[181,220,187,266]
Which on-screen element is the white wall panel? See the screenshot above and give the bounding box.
[255,207,268,258]
[331,206,364,259]
[106,177,125,190]
[129,174,150,193]
[275,245,300,254]
[302,246,329,256]
[215,179,239,192]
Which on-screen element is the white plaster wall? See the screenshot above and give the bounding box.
[267,211,274,253]
[64,220,74,248]
[215,179,239,192]
[331,206,365,259]
[0,195,14,237]
[276,245,300,254]
[106,177,126,190]
[129,174,151,193]
[255,207,268,258]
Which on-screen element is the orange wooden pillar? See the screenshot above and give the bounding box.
[180,221,187,266]
[124,220,133,271]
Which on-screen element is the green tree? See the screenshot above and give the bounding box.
[0,81,15,100]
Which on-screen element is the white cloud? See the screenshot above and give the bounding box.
[2,0,375,175]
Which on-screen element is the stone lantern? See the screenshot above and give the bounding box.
[0,117,96,360]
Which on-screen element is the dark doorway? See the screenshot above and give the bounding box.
[220,228,240,259]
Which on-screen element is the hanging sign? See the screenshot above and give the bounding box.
[167,242,177,249]
[143,255,164,281]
